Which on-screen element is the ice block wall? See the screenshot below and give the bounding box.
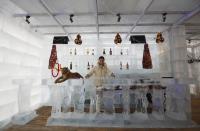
[0,0,48,125]
[168,26,191,119]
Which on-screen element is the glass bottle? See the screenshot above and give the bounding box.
[75,62,78,69]
[87,62,90,70]
[70,48,72,55]
[126,62,129,70]
[70,62,72,70]
[74,48,77,55]
[126,49,128,55]
[120,61,122,70]
[103,49,106,55]
[92,49,94,55]
[86,48,89,55]
[109,48,112,55]
[120,49,123,55]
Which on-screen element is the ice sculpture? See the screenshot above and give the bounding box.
[11,79,38,125]
[46,77,192,127]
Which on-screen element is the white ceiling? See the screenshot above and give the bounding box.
[9,0,200,41]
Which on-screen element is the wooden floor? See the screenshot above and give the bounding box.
[4,96,200,131]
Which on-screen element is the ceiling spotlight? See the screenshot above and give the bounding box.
[70,14,74,23]
[25,15,30,24]
[116,13,121,22]
[162,12,167,22]
[188,39,191,44]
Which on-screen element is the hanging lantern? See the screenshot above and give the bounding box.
[156,32,164,44]
[114,33,122,45]
[48,45,57,69]
[74,34,82,45]
[142,43,153,69]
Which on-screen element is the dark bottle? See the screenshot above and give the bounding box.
[120,61,122,70]
[109,48,112,55]
[86,48,89,55]
[70,49,72,55]
[120,49,123,55]
[87,62,90,70]
[103,49,106,55]
[92,49,94,55]
[74,48,77,55]
[126,62,129,70]
[70,62,72,70]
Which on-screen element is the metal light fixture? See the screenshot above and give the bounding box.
[70,14,74,23]
[116,13,121,22]
[25,15,30,24]
[162,12,167,22]
[188,39,191,44]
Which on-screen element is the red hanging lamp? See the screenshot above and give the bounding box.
[156,32,164,44]
[74,34,82,45]
[114,33,122,45]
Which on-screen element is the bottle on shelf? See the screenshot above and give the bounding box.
[87,62,90,70]
[92,49,94,55]
[126,49,128,55]
[70,48,72,55]
[126,62,129,70]
[74,48,77,55]
[109,48,112,55]
[120,61,122,70]
[120,49,123,55]
[103,49,106,55]
[75,62,78,69]
[86,48,89,55]
[70,62,72,70]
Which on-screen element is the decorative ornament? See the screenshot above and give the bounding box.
[142,43,153,69]
[48,45,57,69]
[156,32,164,44]
[74,34,82,45]
[114,33,122,45]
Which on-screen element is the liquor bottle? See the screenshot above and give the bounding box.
[70,62,72,70]
[75,63,78,69]
[109,48,112,55]
[126,62,129,70]
[103,49,106,55]
[120,61,122,70]
[74,48,77,55]
[86,48,89,55]
[92,49,94,55]
[87,62,90,70]
[120,49,123,55]
[70,49,72,55]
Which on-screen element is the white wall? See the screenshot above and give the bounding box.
[0,0,49,123]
